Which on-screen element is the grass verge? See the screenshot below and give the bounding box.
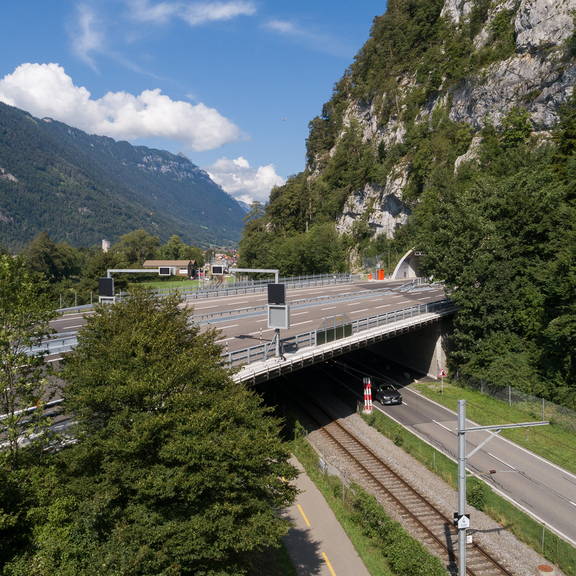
[362,408,576,576]
[290,434,445,576]
[411,380,576,475]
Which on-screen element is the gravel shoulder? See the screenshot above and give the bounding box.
[305,393,565,576]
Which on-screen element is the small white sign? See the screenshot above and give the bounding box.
[267,304,290,329]
[457,515,470,529]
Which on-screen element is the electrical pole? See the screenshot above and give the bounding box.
[456,400,549,576]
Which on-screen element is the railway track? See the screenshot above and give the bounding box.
[296,394,515,576]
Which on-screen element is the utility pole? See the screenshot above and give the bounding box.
[456,400,549,576]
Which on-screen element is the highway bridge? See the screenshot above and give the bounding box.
[24,275,576,550]
[46,275,454,383]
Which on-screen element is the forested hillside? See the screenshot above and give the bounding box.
[239,0,576,406]
[0,102,245,249]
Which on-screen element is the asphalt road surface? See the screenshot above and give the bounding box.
[326,357,576,547]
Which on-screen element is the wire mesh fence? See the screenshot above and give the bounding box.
[453,374,576,434]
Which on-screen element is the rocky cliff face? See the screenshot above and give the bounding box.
[329,0,576,239]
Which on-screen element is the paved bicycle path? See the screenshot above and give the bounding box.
[282,457,371,576]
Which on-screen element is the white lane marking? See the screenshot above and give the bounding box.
[256,319,267,323]
[417,297,430,300]
[433,420,454,433]
[488,452,517,471]
[64,324,85,330]
[218,324,239,330]
[215,337,234,343]
[390,388,576,548]
[407,386,576,484]
[291,312,309,317]
[375,304,391,309]
[570,501,576,508]
[347,302,364,306]
[248,328,274,335]
[194,304,220,309]
[321,306,337,311]
[350,308,369,314]
[292,320,313,327]
[54,314,85,321]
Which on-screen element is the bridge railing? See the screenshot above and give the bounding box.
[222,299,455,368]
[158,272,361,300]
[27,331,78,357]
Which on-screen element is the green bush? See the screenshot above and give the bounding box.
[351,489,446,576]
[468,476,488,511]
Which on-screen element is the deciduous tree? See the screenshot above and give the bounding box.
[8,289,297,576]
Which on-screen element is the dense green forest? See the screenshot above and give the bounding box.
[239,0,576,407]
[6,229,210,307]
[0,102,245,249]
[0,270,297,575]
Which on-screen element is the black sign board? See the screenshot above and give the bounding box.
[211,265,224,275]
[158,267,172,276]
[267,283,285,305]
[99,277,114,297]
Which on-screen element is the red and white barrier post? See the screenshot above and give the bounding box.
[363,376,373,415]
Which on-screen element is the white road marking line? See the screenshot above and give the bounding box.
[218,324,239,330]
[321,306,337,311]
[291,312,309,317]
[195,304,220,309]
[433,419,454,433]
[570,501,576,508]
[215,337,234,343]
[350,308,369,314]
[64,324,85,330]
[487,452,517,471]
[248,328,274,335]
[292,320,313,327]
[375,304,391,309]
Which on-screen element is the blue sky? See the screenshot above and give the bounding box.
[0,1,387,204]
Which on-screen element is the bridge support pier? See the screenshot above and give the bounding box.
[365,319,449,379]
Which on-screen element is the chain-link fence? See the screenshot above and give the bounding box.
[453,374,576,434]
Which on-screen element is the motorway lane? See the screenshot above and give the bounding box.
[200,282,446,352]
[48,279,413,335]
[50,310,94,333]
[314,356,576,545]
[355,377,576,546]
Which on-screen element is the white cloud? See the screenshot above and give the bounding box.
[266,19,299,35]
[0,63,240,151]
[71,4,105,69]
[264,18,351,58]
[206,156,285,204]
[129,0,256,26]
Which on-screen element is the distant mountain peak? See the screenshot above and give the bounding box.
[0,101,245,250]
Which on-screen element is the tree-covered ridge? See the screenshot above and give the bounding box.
[412,103,576,406]
[239,0,576,405]
[241,0,531,265]
[0,102,245,250]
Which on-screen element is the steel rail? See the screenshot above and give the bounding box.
[296,394,515,576]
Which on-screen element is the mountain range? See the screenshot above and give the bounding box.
[0,101,245,251]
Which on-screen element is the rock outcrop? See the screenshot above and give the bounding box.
[325,0,576,239]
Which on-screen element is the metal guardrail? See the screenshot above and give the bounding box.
[221,299,456,368]
[193,285,398,323]
[193,279,435,324]
[164,273,361,301]
[27,332,78,357]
